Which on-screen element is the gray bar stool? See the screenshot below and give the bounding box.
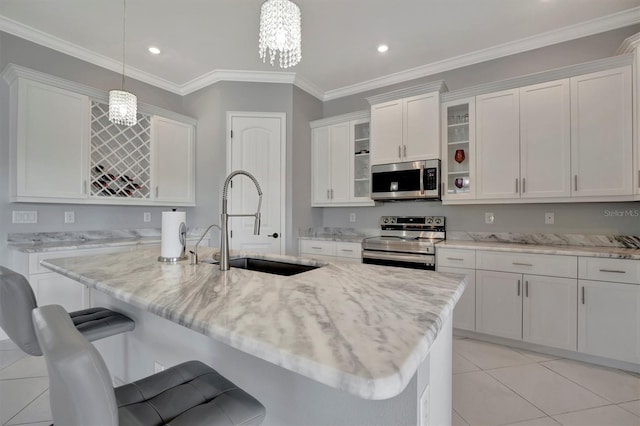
[0,265,135,355]
[33,304,266,426]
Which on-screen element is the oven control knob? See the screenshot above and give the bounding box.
[391,217,396,224]
[434,217,442,225]
[383,217,389,224]
[426,217,433,224]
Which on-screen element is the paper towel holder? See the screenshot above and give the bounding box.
[157,221,188,262]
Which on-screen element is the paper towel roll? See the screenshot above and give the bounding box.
[160,211,187,260]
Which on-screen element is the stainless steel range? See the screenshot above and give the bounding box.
[362,216,445,270]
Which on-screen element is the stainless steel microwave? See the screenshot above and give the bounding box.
[370,159,441,201]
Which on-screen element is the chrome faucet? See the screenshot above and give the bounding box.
[189,224,221,265]
[220,170,263,271]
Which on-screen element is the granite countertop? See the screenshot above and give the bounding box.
[8,237,166,253]
[437,240,640,260]
[41,247,466,400]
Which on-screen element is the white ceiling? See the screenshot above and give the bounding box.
[0,0,639,100]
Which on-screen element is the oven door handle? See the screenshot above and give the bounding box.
[362,251,434,265]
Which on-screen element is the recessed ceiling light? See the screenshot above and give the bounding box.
[377,44,389,53]
[148,46,161,55]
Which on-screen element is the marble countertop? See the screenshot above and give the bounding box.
[438,240,640,260]
[40,247,466,400]
[298,235,367,243]
[8,237,164,253]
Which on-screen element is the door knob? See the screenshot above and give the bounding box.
[268,233,279,239]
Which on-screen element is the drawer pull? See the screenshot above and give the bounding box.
[340,249,354,252]
[599,269,626,274]
[517,279,521,296]
[512,262,533,267]
[311,246,322,250]
[446,257,464,261]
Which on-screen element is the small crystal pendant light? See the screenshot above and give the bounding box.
[258,0,302,68]
[109,0,137,126]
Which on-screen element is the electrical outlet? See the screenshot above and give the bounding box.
[349,212,356,223]
[143,212,151,222]
[545,212,555,225]
[485,212,494,224]
[12,211,37,224]
[64,211,75,224]
[154,361,165,373]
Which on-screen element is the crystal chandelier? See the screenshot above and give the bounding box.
[109,0,137,126]
[258,0,302,69]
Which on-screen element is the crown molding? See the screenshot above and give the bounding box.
[365,80,447,105]
[324,6,640,101]
[292,75,325,100]
[179,68,296,95]
[309,110,370,128]
[617,31,640,54]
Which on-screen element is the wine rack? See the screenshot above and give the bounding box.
[90,101,151,198]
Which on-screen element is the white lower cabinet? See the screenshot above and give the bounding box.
[31,272,90,313]
[437,248,476,331]
[473,251,578,351]
[522,275,577,351]
[299,239,361,263]
[476,270,523,340]
[577,257,640,364]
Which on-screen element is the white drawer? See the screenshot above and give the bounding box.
[476,250,577,278]
[336,242,361,259]
[579,257,640,284]
[437,248,475,269]
[299,239,337,257]
[31,246,134,274]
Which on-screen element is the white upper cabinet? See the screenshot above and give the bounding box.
[476,89,520,199]
[368,82,445,166]
[520,79,571,198]
[152,116,196,205]
[370,100,403,165]
[12,79,90,201]
[310,112,374,207]
[571,66,633,197]
[2,64,197,206]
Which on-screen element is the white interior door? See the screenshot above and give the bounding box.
[227,112,285,254]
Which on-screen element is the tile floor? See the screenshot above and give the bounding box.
[0,337,639,425]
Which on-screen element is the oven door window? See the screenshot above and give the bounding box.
[363,256,435,270]
[371,169,421,193]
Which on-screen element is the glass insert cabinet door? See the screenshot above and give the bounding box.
[442,98,476,200]
[352,119,371,200]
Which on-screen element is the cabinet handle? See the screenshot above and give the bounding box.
[522,178,526,193]
[311,246,322,250]
[340,249,354,252]
[512,262,533,267]
[447,257,465,261]
[403,145,407,157]
[525,280,529,298]
[638,170,640,189]
[599,269,626,274]
[517,279,521,296]
[84,180,87,194]
[327,189,330,200]
[156,186,159,198]
[331,189,334,199]
[582,286,585,305]
[398,145,401,158]
[574,175,578,191]
[515,178,519,193]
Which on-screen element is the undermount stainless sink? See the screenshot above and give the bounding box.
[204,257,320,276]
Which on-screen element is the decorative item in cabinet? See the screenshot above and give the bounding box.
[442,98,475,199]
[90,101,151,199]
[353,121,371,199]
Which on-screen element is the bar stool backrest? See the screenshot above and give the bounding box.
[0,266,41,356]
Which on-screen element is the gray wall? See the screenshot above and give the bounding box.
[319,25,640,236]
[0,32,190,266]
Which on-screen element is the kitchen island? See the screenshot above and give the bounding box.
[42,247,466,425]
